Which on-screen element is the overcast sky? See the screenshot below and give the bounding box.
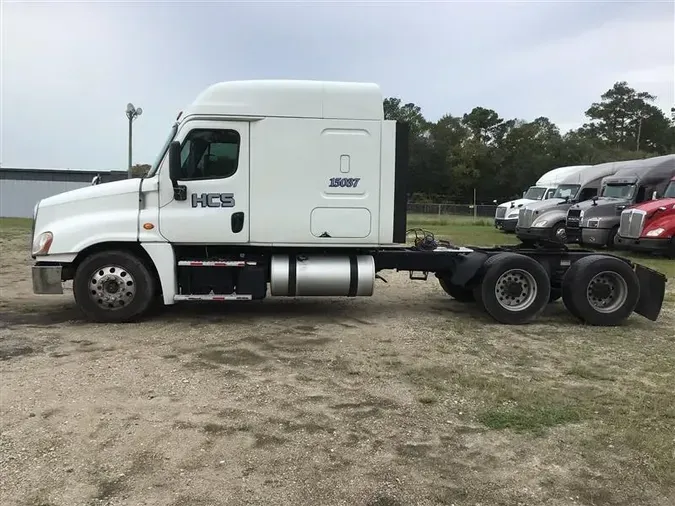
[1,0,673,170]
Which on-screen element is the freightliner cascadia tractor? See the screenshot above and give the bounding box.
[29,80,667,326]
[615,176,675,257]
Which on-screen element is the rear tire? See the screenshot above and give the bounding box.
[561,255,639,326]
[474,253,550,324]
[438,277,475,302]
[73,249,156,323]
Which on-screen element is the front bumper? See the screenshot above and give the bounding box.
[615,235,674,254]
[495,218,517,232]
[32,265,64,294]
[515,226,550,242]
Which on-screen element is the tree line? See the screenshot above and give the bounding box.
[384,81,675,204]
[132,81,675,205]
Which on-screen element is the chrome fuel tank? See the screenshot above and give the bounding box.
[270,254,375,297]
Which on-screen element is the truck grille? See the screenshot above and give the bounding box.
[619,209,646,239]
[566,209,581,228]
[495,207,506,219]
[518,208,535,228]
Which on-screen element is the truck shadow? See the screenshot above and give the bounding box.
[1,296,664,329]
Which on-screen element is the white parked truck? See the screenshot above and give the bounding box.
[30,80,667,326]
[493,165,592,232]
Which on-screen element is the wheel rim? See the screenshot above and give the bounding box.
[586,271,628,313]
[494,269,538,311]
[88,265,136,310]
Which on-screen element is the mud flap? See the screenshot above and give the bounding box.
[633,263,667,321]
[449,252,489,288]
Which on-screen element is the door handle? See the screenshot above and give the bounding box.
[231,212,244,233]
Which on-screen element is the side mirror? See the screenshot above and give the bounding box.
[91,174,101,186]
[168,140,187,201]
[522,191,526,198]
[652,191,659,200]
[169,141,182,182]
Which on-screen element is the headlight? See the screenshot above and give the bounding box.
[646,228,665,237]
[588,219,599,228]
[507,212,519,219]
[32,231,53,256]
[579,210,584,220]
[533,220,548,227]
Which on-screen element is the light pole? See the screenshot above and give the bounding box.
[126,103,143,178]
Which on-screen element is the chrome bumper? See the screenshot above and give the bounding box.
[32,265,63,294]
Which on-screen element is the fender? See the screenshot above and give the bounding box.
[449,252,489,287]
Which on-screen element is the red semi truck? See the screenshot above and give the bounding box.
[615,176,675,257]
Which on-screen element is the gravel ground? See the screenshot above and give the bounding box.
[1,229,674,506]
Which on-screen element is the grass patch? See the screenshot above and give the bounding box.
[478,404,581,433]
[565,365,616,382]
[0,217,33,239]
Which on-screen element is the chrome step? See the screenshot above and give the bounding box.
[174,294,253,301]
[177,260,257,267]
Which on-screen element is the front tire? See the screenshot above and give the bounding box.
[474,253,550,324]
[73,250,156,323]
[561,255,639,326]
[606,226,619,249]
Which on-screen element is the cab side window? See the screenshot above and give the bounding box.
[577,188,597,201]
[178,128,240,180]
[635,186,647,203]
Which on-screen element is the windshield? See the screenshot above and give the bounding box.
[523,186,547,200]
[601,183,636,199]
[664,181,675,198]
[552,184,580,200]
[145,123,179,178]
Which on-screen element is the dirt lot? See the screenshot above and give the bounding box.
[1,223,674,506]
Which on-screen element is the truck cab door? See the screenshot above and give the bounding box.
[158,120,250,244]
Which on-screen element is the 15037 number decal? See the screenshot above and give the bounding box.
[328,177,361,188]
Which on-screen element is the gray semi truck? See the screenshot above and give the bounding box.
[515,159,629,244]
[565,154,675,248]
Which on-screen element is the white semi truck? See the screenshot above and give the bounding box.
[493,165,591,232]
[30,80,667,326]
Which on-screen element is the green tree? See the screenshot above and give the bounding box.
[383,80,672,204]
[582,81,674,153]
[130,163,151,178]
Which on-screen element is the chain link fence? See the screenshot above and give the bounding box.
[407,202,498,218]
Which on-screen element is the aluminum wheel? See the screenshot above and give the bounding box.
[494,268,538,311]
[586,271,628,313]
[554,225,567,243]
[88,265,136,310]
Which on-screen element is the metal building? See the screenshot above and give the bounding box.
[0,167,128,218]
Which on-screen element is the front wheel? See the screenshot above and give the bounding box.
[551,222,567,244]
[606,226,619,249]
[73,250,156,323]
